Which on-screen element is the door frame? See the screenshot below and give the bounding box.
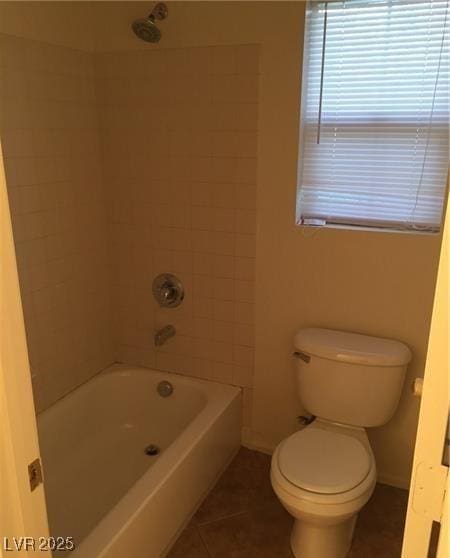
[0,139,49,552]
[401,183,449,557]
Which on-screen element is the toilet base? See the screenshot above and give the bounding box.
[290,514,357,558]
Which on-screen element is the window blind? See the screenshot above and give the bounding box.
[297,0,449,231]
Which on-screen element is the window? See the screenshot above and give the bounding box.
[297,0,449,232]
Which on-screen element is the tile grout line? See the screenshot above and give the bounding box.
[195,508,250,528]
[195,524,213,558]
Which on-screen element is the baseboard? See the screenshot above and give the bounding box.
[377,473,411,490]
[241,427,274,455]
[241,426,254,447]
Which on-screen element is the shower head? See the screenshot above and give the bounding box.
[132,18,161,43]
[132,2,168,43]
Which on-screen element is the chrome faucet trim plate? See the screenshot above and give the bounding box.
[152,273,184,308]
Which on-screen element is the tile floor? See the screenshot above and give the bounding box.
[168,447,409,558]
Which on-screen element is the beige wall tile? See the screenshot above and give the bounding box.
[213,321,234,344]
[236,45,260,76]
[0,34,113,411]
[235,257,256,281]
[235,280,255,304]
[213,361,234,384]
[213,254,235,279]
[213,300,235,322]
[234,323,255,347]
[235,234,256,258]
[1,39,258,413]
[213,277,235,301]
[233,365,254,388]
[213,207,235,232]
[235,302,255,325]
[242,387,253,427]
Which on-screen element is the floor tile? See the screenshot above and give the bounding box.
[199,502,293,558]
[166,526,210,558]
[348,483,408,557]
[193,447,277,525]
[169,446,409,558]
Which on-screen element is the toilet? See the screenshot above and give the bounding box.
[270,328,411,558]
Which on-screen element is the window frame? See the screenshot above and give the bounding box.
[295,0,449,235]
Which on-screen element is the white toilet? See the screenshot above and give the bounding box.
[271,328,411,558]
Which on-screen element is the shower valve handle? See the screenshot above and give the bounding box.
[152,273,184,308]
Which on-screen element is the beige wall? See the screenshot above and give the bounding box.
[0,2,97,51]
[0,2,442,487]
[0,33,113,411]
[252,5,440,489]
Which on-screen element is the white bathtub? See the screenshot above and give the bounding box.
[37,364,241,557]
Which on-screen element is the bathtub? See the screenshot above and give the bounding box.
[37,364,241,557]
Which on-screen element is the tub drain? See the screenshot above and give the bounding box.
[144,444,160,456]
[157,380,173,397]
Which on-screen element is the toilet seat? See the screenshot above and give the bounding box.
[278,427,371,495]
[271,420,377,507]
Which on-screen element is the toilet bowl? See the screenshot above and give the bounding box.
[271,420,376,558]
[271,328,410,558]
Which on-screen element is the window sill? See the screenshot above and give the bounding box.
[295,222,440,236]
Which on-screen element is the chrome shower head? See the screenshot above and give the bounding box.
[132,3,168,43]
[132,18,161,43]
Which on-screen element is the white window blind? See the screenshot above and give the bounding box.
[297,0,449,232]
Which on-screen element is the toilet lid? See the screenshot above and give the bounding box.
[278,428,371,495]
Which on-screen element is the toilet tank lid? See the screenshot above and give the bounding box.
[294,328,412,366]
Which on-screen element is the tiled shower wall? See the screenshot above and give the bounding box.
[0,34,113,412]
[0,38,259,423]
[95,45,259,425]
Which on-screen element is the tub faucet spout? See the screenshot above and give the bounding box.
[154,325,176,346]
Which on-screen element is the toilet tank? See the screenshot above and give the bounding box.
[294,328,412,427]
